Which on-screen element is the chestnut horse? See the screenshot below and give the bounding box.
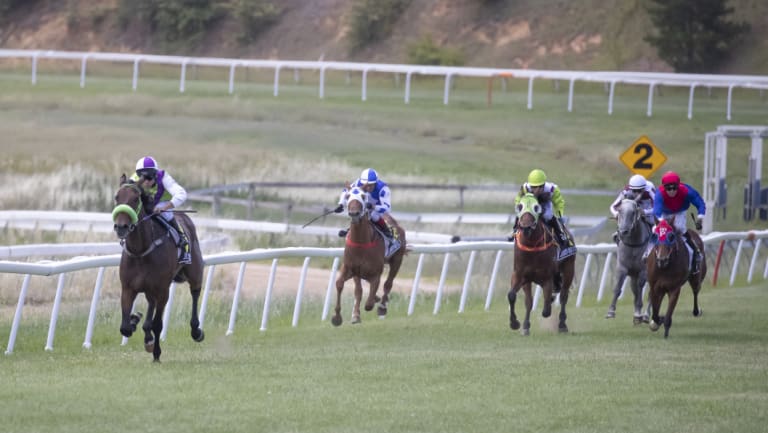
[112,174,204,361]
[508,193,576,335]
[646,218,706,338]
[606,198,652,324]
[332,187,406,326]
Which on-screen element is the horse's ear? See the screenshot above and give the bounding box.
[120,173,127,185]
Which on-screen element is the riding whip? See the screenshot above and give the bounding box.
[302,208,336,228]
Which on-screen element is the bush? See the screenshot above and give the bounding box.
[406,35,465,66]
[231,0,280,44]
[347,0,411,52]
[117,0,225,48]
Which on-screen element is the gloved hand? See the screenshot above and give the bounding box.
[333,204,344,213]
[695,215,703,231]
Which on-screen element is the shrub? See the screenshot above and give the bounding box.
[406,35,465,66]
[347,0,411,52]
[231,0,280,44]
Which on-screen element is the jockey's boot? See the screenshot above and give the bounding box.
[338,228,348,238]
[684,231,701,274]
[168,217,192,265]
[375,218,401,255]
[549,217,570,249]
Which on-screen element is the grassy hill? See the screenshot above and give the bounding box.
[1,0,767,73]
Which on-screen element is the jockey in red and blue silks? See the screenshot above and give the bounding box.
[652,171,706,273]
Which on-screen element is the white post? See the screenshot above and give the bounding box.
[458,250,476,313]
[199,264,216,330]
[83,267,106,349]
[404,71,413,104]
[132,58,140,91]
[408,254,426,316]
[567,77,576,112]
[321,257,339,321]
[361,69,369,101]
[228,63,236,94]
[273,66,281,97]
[318,66,326,99]
[260,259,278,331]
[484,250,504,311]
[179,59,188,93]
[45,274,67,351]
[6,275,31,355]
[646,82,656,117]
[226,261,247,336]
[292,257,311,327]
[607,80,616,115]
[443,73,452,105]
[687,83,698,120]
[79,55,88,88]
[433,252,451,315]
[527,76,535,109]
[160,281,177,342]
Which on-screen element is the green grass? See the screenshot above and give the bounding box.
[1,284,766,433]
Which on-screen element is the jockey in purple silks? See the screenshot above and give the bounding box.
[131,156,191,264]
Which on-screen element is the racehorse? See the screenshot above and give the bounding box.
[646,218,706,338]
[606,199,652,324]
[507,193,576,335]
[112,174,205,361]
[332,187,406,326]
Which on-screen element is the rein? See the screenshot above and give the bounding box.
[618,201,650,248]
[515,223,555,252]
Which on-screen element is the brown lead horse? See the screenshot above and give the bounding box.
[646,218,705,338]
[112,174,204,361]
[508,193,576,335]
[332,187,406,326]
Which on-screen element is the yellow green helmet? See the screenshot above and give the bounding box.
[527,169,547,187]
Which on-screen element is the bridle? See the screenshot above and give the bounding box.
[112,182,166,257]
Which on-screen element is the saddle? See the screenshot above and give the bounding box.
[373,224,401,258]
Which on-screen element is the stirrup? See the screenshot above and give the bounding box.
[179,252,192,265]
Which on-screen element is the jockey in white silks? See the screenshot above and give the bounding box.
[609,174,656,244]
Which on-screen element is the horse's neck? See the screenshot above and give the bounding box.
[125,214,159,250]
[624,215,650,244]
[348,219,375,243]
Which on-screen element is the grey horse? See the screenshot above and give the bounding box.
[606,199,652,324]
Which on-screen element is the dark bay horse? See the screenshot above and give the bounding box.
[332,187,406,326]
[606,199,651,324]
[508,193,575,335]
[112,174,204,361]
[646,219,706,338]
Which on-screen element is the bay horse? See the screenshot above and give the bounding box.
[646,218,706,338]
[112,174,204,361]
[606,199,652,324]
[507,193,575,335]
[332,187,406,326]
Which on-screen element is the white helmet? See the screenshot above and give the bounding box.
[628,174,646,190]
[359,168,378,185]
[135,156,159,175]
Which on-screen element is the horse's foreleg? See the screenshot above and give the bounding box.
[364,275,381,312]
[649,286,663,332]
[522,284,533,336]
[379,259,402,318]
[142,300,155,349]
[630,278,645,325]
[189,285,204,342]
[351,277,363,324]
[606,274,626,319]
[558,287,569,333]
[332,273,347,327]
[119,290,140,338]
[508,274,522,330]
[541,283,553,318]
[663,288,681,339]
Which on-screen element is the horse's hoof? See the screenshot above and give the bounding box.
[351,315,361,324]
[558,324,569,333]
[693,308,702,317]
[364,304,374,312]
[331,316,342,327]
[521,328,530,336]
[642,315,650,324]
[377,306,387,317]
[649,321,660,332]
[542,306,551,318]
[145,341,155,353]
[510,319,520,330]
[152,358,161,363]
[120,327,133,338]
[633,316,643,325]
[192,328,204,343]
[605,311,616,319]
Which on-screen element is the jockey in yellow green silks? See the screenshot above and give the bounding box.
[514,168,571,249]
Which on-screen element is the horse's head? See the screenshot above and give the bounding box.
[112,174,146,239]
[515,193,542,234]
[617,198,641,236]
[650,219,678,268]
[345,187,369,225]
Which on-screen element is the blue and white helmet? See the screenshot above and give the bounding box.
[359,168,378,185]
[135,156,159,175]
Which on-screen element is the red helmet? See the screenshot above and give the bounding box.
[661,171,680,186]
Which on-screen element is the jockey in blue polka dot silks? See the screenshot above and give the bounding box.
[131,156,191,264]
[335,168,401,253]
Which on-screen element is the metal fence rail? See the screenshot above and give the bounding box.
[1,49,767,119]
[2,229,766,355]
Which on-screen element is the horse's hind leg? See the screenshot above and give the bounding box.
[558,288,569,333]
[119,290,140,338]
[189,284,204,342]
[332,272,348,327]
[142,300,156,353]
[606,274,626,319]
[508,274,522,330]
[648,287,663,333]
[631,278,645,325]
[379,257,403,317]
[150,303,165,362]
[364,275,381,312]
[689,276,703,317]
